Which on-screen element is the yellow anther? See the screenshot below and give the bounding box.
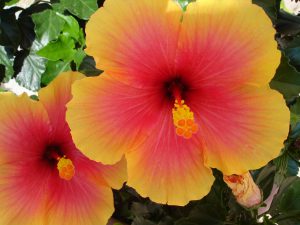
[172,100,198,139]
[57,156,75,181]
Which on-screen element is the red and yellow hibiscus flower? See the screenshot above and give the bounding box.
[66,0,290,205]
[0,72,127,225]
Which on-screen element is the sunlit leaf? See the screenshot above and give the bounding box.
[32,9,65,46]
[0,46,14,82]
[37,34,76,61]
[73,49,86,70]
[41,60,71,86]
[16,52,46,91]
[57,13,81,41]
[5,0,20,6]
[60,0,98,20]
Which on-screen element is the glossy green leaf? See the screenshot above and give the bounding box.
[0,46,14,82]
[57,13,81,40]
[60,0,98,20]
[37,35,76,61]
[32,9,65,46]
[73,49,86,70]
[16,52,47,91]
[41,60,71,86]
[5,0,20,6]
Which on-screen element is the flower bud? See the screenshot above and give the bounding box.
[224,172,262,208]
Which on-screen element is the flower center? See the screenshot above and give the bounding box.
[171,85,198,139]
[45,146,75,181]
[56,156,75,181]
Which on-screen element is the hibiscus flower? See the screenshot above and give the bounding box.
[66,0,289,205]
[0,72,127,225]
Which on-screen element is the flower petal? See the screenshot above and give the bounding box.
[0,93,50,162]
[85,0,182,87]
[44,160,114,225]
[190,85,289,175]
[0,93,50,224]
[0,93,118,225]
[176,0,280,87]
[126,108,214,206]
[97,156,127,190]
[39,71,128,189]
[66,74,162,164]
[38,71,85,137]
[0,162,51,225]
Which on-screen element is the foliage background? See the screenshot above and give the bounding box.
[1,0,300,224]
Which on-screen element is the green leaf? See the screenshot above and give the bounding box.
[32,9,65,46]
[286,157,299,177]
[270,55,300,102]
[51,3,65,13]
[254,164,276,200]
[177,0,195,10]
[16,52,46,91]
[73,49,86,70]
[5,0,20,6]
[269,177,300,224]
[284,47,300,71]
[60,0,98,20]
[56,13,81,40]
[290,98,300,128]
[0,46,14,82]
[41,60,71,86]
[78,55,102,76]
[37,34,76,61]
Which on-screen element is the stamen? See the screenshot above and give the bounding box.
[172,99,198,139]
[56,156,75,181]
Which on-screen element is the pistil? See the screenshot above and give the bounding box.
[171,86,198,139]
[48,150,75,181]
[57,156,75,181]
